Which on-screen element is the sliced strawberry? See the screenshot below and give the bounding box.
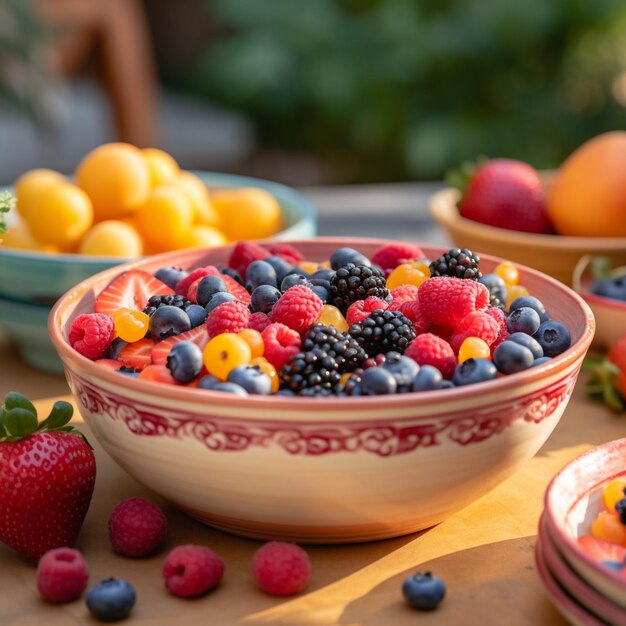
[221,273,251,304]
[95,269,174,316]
[137,364,179,385]
[94,358,123,371]
[577,534,626,564]
[151,326,209,365]
[118,338,155,371]
[175,266,219,296]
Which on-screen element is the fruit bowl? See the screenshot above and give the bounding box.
[0,171,316,306]
[49,238,594,544]
[428,187,626,286]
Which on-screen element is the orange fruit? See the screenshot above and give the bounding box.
[79,220,143,257]
[13,169,65,221]
[547,132,626,236]
[76,142,151,221]
[142,148,180,187]
[172,172,219,227]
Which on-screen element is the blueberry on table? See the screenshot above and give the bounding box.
[310,284,329,303]
[359,367,398,395]
[330,247,371,270]
[478,273,508,304]
[251,285,282,314]
[402,572,446,610]
[493,340,535,375]
[532,356,552,367]
[506,306,541,336]
[264,255,294,283]
[281,273,311,292]
[507,332,543,359]
[310,268,336,283]
[452,358,497,386]
[508,295,549,321]
[149,305,191,339]
[154,266,188,290]
[86,578,136,622]
[534,321,571,357]
[196,275,228,307]
[227,365,273,395]
[204,291,236,314]
[166,341,203,383]
[183,303,208,328]
[198,374,221,390]
[212,382,249,396]
[411,365,443,391]
[591,276,626,302]
[382,352,419,389]
[245,260,278,292]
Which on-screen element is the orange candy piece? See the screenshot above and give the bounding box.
[591,510,626,547]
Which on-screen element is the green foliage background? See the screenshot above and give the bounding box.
[182,0,626,181]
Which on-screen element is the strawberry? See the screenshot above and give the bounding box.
[0,392,96,561]
[577,534,626,564]
[181,266,251,305]
[450,158,552,234]
[584,333,626,412]
[118,338,155,371]
[151,325,209,365]
[95,269,174,316]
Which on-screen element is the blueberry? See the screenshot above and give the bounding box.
[183,303,208,328]
[479,273,507,303]
[382,352,419,389]
[411,365,443,391]
[452,358,498,386]
[309,277,331,290]
[532,356,552,367]
[117,366,138,377]
[281,273,311,292]
[330,247,371,270]
[196,275,228,307]
[359,367,397,395]
[219,266,244,285]
[86,578,136,622]
[274,388,296,396]
[590,276,626,302]
[204,291,236,314]
[251,285,281,314]
[310,284,329,303]
[154,266,188,290]
[493,340,535,374]
[227,365,272,395]
[310,268,336,283]
[507,332,543,359]
[509,295,549,322]
[149,305,191,339]
[440,380,455,389]
[506,307,541,335]
[245,260,278,292]
[264,256,294,283]
[166,341,203,383]
[602,560,625,572]
[212,382,249,396]
[402,572,446,611]
[198,374,221,390]
[534,320,571,357]
[105,337,128,360]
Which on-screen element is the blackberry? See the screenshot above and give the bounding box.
[329,263,390,313]
[143,294,191,317]
[280,348,341,396]
[349,309,416,358]
[489,293,506,311]
[429,248,482,280]
[302,324,367,373]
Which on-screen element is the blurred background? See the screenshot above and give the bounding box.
[2,0,626,187]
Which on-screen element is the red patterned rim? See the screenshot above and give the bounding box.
[49,237,595,411]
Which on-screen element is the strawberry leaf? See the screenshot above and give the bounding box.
[38,401,73,431]
[3,392,37,418]
[0,191,15,235]
[3,408,38,438]
[445,156,488,197]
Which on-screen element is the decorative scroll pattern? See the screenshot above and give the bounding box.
[67,370,577,457]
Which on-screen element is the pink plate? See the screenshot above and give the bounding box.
[539,513,626,625]
[544,438,626,609]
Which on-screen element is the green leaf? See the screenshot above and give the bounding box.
[590,256,613,281]
[3,391,37,418]
[444,156,488,197]
[38,401,73,431]
[0,191,14,235]
[0,407,6,438]
[3,407,38,438]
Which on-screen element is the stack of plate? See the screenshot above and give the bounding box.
[538,438,626,626]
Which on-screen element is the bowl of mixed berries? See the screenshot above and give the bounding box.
[49,238,594,543]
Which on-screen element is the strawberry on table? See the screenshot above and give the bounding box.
[118,338,155,371]
[577,534,626,566]
[584,333,626,412]
[0,392,96,561]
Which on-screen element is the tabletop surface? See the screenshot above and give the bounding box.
[0,182,619,625]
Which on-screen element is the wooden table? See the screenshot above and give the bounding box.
[0,183,617,625]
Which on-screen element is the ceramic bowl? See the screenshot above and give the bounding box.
[428,187,626,286]
[49,238,594,544]
[577,289,626,350]
[538,514,626,625]
[0,171,316,306]
[544,438,626,609]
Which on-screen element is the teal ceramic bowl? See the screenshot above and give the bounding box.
[0,171,316,306]
[0,297,61,374]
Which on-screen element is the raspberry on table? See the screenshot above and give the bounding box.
[251,541,311,596]
[418,277,490,329]
[389,284,420,306]
[404,333,457,379]
[162,544,224,598]
[228,241,270,277]
[248,311,272,332]
[108,496,168,557]
[262,323,302,370]
[396,299,429,334]
[69,313,115,360]
[371,242,424,271]
[37,547,89,603]
[346,296,389,327]
[270,285,324,334]
[450,309,500,353]
[484,306,510,354]
[206,300,250,338]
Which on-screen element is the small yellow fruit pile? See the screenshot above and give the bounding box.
[1,143,283,257]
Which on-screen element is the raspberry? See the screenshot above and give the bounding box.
[68,313,115,360]
[346,296,389,326]
[251,542,311,596]
[396,300,429,334]
[265,242,304,266]
[248,311,271,332]
[228,241,270,277]
[389,284,420,306]
[37,547,89,603]
[270,285,323,334]
[418,277,489,329]
[108,497,167,557]
[484,306,510,354]
[450,310,500,353]
[405,333,457,379]
[261,323,302,370]
[206,300,250,338]
[371,243,424,271]
[162,544,224,598]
